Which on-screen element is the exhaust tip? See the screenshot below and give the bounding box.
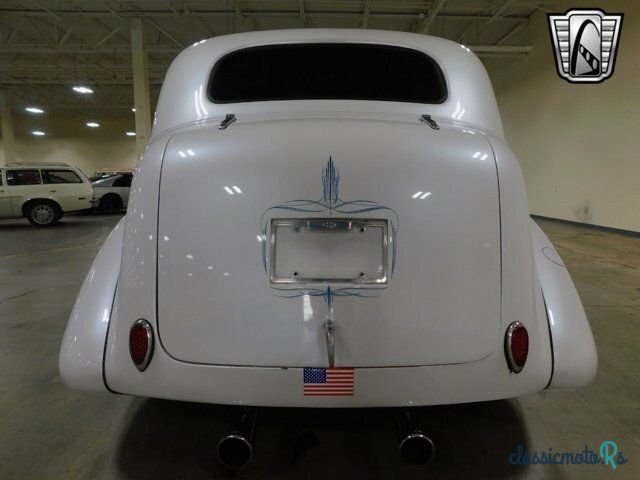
[398,433,435,465]
[217,434,253,469]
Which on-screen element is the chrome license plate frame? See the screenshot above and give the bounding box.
[269,218,389,285]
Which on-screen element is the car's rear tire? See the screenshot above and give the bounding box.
[25,200,62,227]
[99,194,123,214]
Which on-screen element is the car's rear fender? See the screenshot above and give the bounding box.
[531,220,598,389]
[58,217,125,391]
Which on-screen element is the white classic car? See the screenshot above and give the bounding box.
[60,29,597,466]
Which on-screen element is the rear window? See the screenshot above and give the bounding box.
[91,173,115,182]
[113,175,132,187]
[42,169,82,184]
[209,43,447,104]
[6,169,41,186]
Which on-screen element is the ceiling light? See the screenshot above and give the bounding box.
[25,107,44,114]
[32,130,46,136]
[126,131,136,136]
[73,86,93,94]
[131,108,136,112]
[86,122,100,128]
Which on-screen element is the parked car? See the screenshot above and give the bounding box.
[60,30,597,466]
[0,162,93,227]
[91,173,132,213]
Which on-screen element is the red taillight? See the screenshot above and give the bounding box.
[130,319,153,371]
[505,322,529,373]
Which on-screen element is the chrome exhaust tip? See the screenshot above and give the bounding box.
[217,434,253,469]
[398,432,435,465]
[217,409,257,469]
[397,410,435,465]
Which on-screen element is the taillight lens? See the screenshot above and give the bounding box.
[505,322,529,373]
[130,319,153,371]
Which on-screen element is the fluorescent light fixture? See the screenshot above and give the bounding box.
[86,122,100,128]
[186,149,195,156]
[126,131,136,136]
[420,192,432,199]
[472,152,481,159]
[232,185,242,194]
[412,191,423,199]
[32,130,46,136]
[73,86,93,94]
[224,186,234,195]
[25,107,44,114]
[178,151,187,158]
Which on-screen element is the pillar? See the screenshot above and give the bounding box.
[0,92,16,166]
[131,19,152,157]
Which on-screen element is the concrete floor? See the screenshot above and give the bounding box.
[0,215,638,479]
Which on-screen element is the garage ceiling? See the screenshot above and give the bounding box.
[0,1,546,114]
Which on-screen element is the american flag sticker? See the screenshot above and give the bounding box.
[303,367,355,396]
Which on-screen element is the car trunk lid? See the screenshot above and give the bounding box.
[156,115,500,368]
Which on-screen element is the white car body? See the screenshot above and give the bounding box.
[91,174,132,212]
[0,164,92,226]
[59,29,597,407]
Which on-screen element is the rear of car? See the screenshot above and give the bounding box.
[100,35,550,406]
[60,30,595,411]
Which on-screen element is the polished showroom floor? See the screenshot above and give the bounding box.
[0,214,639,479]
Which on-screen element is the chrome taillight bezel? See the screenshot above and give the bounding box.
[129,318,154,371]
[505,321,528,373]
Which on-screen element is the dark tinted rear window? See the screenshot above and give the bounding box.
[6,169,41,186]
[209,44,447,104]
[113,175,132,187]
[42,169,82,184]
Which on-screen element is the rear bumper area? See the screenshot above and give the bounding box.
[104,340,552,407]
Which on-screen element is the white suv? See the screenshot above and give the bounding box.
[0,163,93,227]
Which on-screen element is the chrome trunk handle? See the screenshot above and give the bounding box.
[324,318,336,368]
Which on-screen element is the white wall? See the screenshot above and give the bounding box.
[485,0,639,232]
[0,114,137,177]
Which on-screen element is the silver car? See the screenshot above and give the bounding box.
[91,173,132,214]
